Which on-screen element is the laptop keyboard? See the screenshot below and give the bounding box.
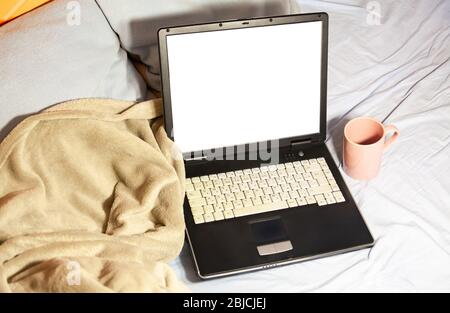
[186,157,345,224]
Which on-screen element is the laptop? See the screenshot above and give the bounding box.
[158,13,374,279]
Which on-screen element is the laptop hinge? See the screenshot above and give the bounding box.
[184,153,208,162]
[290,138,313,148]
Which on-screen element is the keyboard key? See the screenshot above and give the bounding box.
[225,193,236,202]
[333,191,345,202]
[187,190,202,199]
[186,183,194,192]
[201,189,212,197]
[285,176,295,183]
[214,203,224,211]
[231,176,241,184]
[220,186,231,194]
[289,190,300,199]
[200,175,209,182]
[239,183,249,191]
[233,201,289,217]
[203,205,214,213]
[306,196,316,204]
[189,198,206,207]
[296,197,307,206]
[193,215,205,224]
[235,192,245,200]
[280,192,290,201]
[224,202,234,210]
[315,195,327,206]
[254,189,264,197]
[244,169,252,175]
[224,210,234,219]
[263,187,273,195]
[241,175,251,183]
[300,181,309,189]
[248,181,259,190]
[289,182,299,191]
[216,195,226,203]
[193,182,204,190]
[261,195,272,204]
[299,189,309,197]
[272,185,282,194]
[286,168,296,175]
[258,180,268,188]
[308,185,332,196]
[230,185,240,193]
[326,196,336,205]
[214,211,225,221]
[271,194,282,202]
[206,197,216,205]
[191,207,204,215]
[244,190,255,199]
[287,199,298,208]
[204,213,214,223]
[233,200,244,209]
[252,197,263,206]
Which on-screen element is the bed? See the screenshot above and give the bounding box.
[170,0,450,292]
[1,0,449,292]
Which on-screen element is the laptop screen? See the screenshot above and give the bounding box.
[166,21,323,154]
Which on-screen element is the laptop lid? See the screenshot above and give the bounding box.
[159,13,328,158]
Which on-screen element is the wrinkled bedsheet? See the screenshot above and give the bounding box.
[171,0,450,292]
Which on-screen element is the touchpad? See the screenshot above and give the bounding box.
[250,217,293,256]
[250,217,288,244]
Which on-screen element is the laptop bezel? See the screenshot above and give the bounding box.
[158,13,329,159]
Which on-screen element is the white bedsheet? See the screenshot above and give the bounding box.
[171,0,450,292]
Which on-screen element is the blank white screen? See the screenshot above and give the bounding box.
[166,21,323,153]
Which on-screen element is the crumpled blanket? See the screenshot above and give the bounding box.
[0,98,187,292]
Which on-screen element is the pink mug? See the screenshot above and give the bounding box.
[343,117,399,180]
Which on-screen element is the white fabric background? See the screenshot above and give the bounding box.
[171,0,450,292]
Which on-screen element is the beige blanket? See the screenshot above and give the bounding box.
[0,98,187,292]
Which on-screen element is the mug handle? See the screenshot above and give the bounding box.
[384,125,400,151]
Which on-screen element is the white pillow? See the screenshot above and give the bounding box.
[96,0,301,91]
[0,0,147,140]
